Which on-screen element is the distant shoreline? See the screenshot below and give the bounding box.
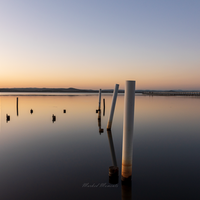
[142,91,200,96]
[0,88,125,93]
[1,88,200,96]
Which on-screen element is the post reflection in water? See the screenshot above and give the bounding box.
[107,130,117,166]
[107,130,118,184]
[121,183,132,200]
[1,94,200,199]
[97,109,103,134]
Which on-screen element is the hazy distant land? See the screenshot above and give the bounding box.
[0,87,124,93]
[0,88,200,96]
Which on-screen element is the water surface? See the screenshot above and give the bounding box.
[0,94,200,199]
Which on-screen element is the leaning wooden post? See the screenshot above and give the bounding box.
[121,80,135,183]
[107,84,119,130]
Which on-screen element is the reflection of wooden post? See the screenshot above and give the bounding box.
[107,84,119,130]
[107,130,117,166]
[121,81,135,183]
[98,109,101,120]
[107,130,118,184]
[103,99,105,116]
[16,97,18,116]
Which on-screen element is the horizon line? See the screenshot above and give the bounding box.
[1,87,200,91]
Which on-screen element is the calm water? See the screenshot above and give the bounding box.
[0,93,200,200]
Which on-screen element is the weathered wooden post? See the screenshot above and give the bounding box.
[16,97,18,116]
[6,114,10,122]
[121,80,135,183]
[103,99,105,116]
[96,89,101,113]
[98,109,101,120]
[98,89,101,111]
[109,166,118,184]
[52,114,56,123]
[107,84,119,130]
[98,110,104,134]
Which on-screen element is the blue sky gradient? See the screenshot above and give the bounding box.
[0,0,200,89]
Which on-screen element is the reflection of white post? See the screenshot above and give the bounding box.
[107,130,117,166]
[121,184,132,200]
[121,81,135,182]
[98,89,101,110]
[107,84,119,130]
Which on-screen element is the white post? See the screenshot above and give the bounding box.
[98,89,101,110]
[107,84,119,130]
[121,80,135,183]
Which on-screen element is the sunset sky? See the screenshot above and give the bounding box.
[0,0,200,90]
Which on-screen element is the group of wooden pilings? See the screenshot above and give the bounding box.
[96,81,136,185]
[5,97,66,123]
[96,84,119,130]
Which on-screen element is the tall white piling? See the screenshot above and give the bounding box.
[121,80,135,183]
[107,84,119,130]
[98,89,101,110]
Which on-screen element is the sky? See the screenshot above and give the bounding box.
[0,0,200,90]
